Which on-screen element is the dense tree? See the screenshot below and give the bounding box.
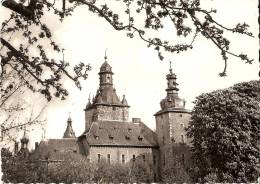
[1,150,155,183]
[186,80,260,182]
[1,148,47,183]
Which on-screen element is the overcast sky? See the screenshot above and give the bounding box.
[1,0,259,147]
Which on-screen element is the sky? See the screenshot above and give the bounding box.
[0,0,259,148]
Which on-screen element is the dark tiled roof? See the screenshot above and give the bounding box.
[154,107,191,116]
[81,121,158,148]
[99,61,113,74]
[30,138,83,160]
[86,86,129,110]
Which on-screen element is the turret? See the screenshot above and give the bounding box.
[63,115,76,138]
[99,53,114,88]
[84,54,130,130]
[18,129,30,157]
[21,130,29,149]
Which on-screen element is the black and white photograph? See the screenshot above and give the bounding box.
[0,0,259,183]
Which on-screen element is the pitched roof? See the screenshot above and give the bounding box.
[30,138,83,160]
[80,121,158,148]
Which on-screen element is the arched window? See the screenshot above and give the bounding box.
[122,154,125,164]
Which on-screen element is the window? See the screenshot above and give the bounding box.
[94,135,99,140]
[162,136,165,145]
[125,135,130,140]
[154,173,157,182]
[98,154,101,163]
[171,138,175,143]
[181,135,185,144]
[182,154,185,165]
[133,155,136,162]
[107,154,110,164]
[153,156,156,165]
[113,106,116,111]
[109,134,114,140]
[181,123,184,128]
[122,154,125,164]
[138,136,143,141]
[143,155,146,162]
[180,114,183,117]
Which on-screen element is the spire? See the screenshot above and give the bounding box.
[159,60,186,110]
[104,48,108,62]
[63,114,76,138]
[18,127,30,157]
[85,93,92,109]
[169,60,172,74]
[166,60,179,95]
[20,127,29,149]
[121,94,128,106]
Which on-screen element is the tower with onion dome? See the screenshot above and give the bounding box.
[154,62,191,168]
[84,54,130,131]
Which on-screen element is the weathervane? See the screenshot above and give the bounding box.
[169,60,173,73]
[104,49,108,62]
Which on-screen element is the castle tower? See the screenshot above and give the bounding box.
[18,129,30,157]
[84,55,130,131]
[154,62,191,167]
[63,115,76,138]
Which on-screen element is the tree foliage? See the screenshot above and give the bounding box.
[1,150,155,183]
[1,148,47,183]
[187,80,260,182]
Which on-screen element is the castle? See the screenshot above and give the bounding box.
[18,56,191,180]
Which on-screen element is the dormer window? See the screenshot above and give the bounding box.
[109,134,114,140]
[94,135,99,140]
[138,136,143,141]
[125,135,130,140]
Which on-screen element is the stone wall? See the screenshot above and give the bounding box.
[155,111,191,170]
[156,111,191,146]
[169,112,191,144]
[88,146,153,163]
[96,105,129,122]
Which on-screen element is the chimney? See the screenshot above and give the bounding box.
[132,118,141,123]
[35,142,39,149]
[14,142,18,154]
